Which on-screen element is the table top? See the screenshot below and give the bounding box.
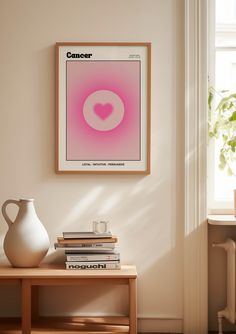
[0,264,137,279]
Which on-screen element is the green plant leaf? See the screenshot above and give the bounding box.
[223,134,228,141]
[229,111,236,122]
[217,94,236,111]
[228,138,236,147]
[208,87,236,176]
[219,153,226,170]
[227,166,233,176]
[208,90,214,110]
[220,90,229,93]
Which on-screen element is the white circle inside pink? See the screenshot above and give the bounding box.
[83,90,125,131]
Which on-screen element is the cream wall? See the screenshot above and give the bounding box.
[0,0,184,332]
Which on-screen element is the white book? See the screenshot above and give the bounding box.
[63,231,112,239]
[66,261,121,270]
[54,243,115,251]
[65,248,117,254]
[56,242,115,248]
[66,253,120,262]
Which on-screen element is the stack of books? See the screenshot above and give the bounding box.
[54,231,120,270]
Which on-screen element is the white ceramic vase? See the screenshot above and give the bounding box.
[2,198,50,267]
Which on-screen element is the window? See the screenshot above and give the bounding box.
[208,0,236,213]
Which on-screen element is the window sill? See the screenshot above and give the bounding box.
[208,214,236,225]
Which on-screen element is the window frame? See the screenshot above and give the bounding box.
[207,0,236,214]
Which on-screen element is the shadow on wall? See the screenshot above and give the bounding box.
[0,172,183,321]
[0,242,182,324]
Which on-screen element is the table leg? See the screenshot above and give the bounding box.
[32,285,39,322]
[129,277,137,334]
[21,279,31,334]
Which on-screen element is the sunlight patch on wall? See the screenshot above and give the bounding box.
[97,191,123,216]
[129,177,162,196]
[60,185,104,230]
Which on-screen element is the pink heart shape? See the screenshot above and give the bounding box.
[93,103,113,120]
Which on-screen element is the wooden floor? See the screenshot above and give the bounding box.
[0,316,129,333]
[0,318,179,334]
[0,318,181,334]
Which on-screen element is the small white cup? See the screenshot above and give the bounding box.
[93,221,109,233]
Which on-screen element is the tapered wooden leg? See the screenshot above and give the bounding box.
[129,277,137,334]
[21,279,31,334]
[31,285,39,322]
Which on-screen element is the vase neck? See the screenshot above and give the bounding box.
[19,199,37,216]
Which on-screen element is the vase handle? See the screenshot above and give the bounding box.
[2,200,20,228]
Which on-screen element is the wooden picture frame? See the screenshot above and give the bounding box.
[56,42,151,174]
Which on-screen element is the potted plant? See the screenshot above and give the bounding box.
[208,87,236,176]
[208,88,236,215]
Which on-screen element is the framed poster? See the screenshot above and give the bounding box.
[56,42,151,174]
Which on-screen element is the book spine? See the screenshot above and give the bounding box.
[57,237,117,244]
[66,261,121,270]
[63,232,112,239]
[54,243,115,250]
[57,242,115,248]
[66,254,120,262]
[55,246,116,252]
[65,249,116,254]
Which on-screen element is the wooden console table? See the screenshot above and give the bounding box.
[0,264,137,334]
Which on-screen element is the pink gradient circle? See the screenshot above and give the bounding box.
[83,90,125,131]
